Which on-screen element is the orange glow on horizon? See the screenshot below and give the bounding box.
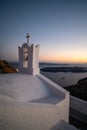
[39,54,87,63]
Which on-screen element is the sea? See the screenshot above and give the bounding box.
[10,62,87,87]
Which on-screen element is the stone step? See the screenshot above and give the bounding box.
[52,120,79,130]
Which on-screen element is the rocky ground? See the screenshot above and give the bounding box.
[0,60,17,73]
[65,77,87,101]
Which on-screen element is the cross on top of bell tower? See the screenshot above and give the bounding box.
[26,33,30,45]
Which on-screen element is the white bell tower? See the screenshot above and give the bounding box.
[18,33,39,76]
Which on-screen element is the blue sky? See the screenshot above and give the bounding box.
[0,0,87,63]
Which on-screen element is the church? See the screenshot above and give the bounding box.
[0,34,79,130]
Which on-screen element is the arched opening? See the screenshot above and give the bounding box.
[23,46,28,68]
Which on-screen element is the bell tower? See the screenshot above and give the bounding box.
[18,33,39,76]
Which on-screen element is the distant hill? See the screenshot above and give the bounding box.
[65,78,87,101]
[41,66,87,73]
[0,60,17,73]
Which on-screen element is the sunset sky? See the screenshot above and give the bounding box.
[0,0,87,63]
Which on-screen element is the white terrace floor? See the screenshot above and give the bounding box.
[0,73,63,104]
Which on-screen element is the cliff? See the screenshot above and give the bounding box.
[65,78,87,101]
[0,60,17,73]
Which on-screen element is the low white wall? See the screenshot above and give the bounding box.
[70,96,87,114]
[70,96,87,123]
[38,74,69,98]
[38,74,70,123]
